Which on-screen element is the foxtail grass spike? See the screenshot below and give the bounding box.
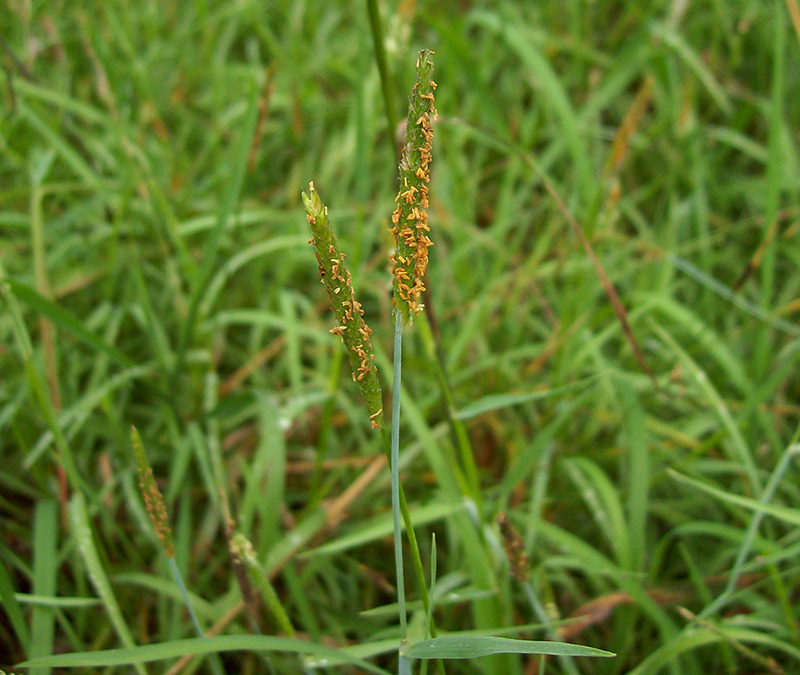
[390,49,436,323]
[303,183,384,428]
[130,425,174,558]
[497,511,531,582]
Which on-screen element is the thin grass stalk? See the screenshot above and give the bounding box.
[363,0,480,543]
[364,0,398,160]
[391,310,408,639]
[388,48,450,675]
[392,313,413,675]
[304,49,445,674]
[378,38,484,513]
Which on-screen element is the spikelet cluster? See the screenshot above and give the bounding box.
[390,49,437,322]
[497,511,530,583]
[130,426,175,558]
[303,183,384,429]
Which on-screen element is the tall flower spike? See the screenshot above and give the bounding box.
[390,49,436,323]
[303,183,384,429]
[130,426,175,558]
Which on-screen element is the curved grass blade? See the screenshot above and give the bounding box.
[68,494,147,675]
[18,635,393,674]
[455,376,597,420]
[627,626,800,675]
[669,470,800,528]
[7,280,136,370]
[403,635,614,659]
[0,555,30,652]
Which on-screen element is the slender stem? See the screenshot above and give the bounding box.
[167,557,225,675]
[167,557,205,637]
[365,0,398,160]
[391,310,407,637]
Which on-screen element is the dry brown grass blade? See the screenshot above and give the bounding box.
[540,173,655,381]
[323,453,387,529]
[559,589,685,641]
[218,335,286,397]
[559,572,766,642]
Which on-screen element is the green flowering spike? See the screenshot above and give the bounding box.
[130,426,174,558]
[391,49,436,323]
[303,182,384,429]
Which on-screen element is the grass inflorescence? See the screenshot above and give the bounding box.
[390,48,437,322]
[303,182,383,428]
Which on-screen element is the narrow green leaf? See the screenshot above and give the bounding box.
[68,494,147,675]
[456,377,596,420]
[173,80,261,381]
[627,626,800,675]
[669,470,800,527]
[17,102,100,185]
[472,14,594,204]
[304,500,463,557]
[7,280,136,370]
[0,553,30,653]
[649,23,732,115]
[403,635,614,659]
[30,499,58,675]
[13,594,101,609]
[18,635,392,674]
[563,457,631,570]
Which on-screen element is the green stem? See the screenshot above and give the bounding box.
[391,311,407,637]
[365,0,398,160]
[167,557,225,675]
[167,557,205,638]
[393,314,446,675]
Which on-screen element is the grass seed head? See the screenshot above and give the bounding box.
[497,511,530,583]
[302,182,384,428]
[130,426,174,558]
[391,49,436,323]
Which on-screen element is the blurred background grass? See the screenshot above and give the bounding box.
[2,0,800,673]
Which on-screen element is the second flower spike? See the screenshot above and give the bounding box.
[303,183,384,429]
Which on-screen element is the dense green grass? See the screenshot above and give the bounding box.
[3,0,800,673]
